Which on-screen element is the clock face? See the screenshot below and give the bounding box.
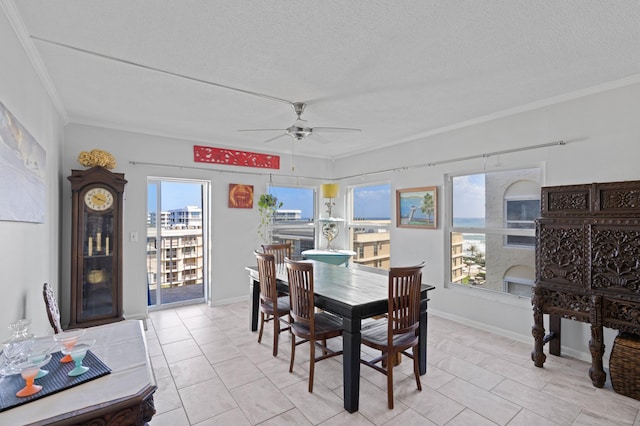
[84,187,114,211]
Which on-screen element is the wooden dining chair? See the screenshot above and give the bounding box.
[360,262,426,409]
[42,282,62,334]
[254,251,291,356]
[261,242,291,274]
[285,258,343,393]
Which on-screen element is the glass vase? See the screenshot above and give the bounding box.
[0,319,35,376]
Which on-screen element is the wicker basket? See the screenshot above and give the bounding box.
[610,332,640,400]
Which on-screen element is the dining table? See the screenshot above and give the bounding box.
[0,319,157,425]
[246,260,435,413]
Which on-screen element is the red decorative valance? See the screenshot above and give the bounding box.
[193,145,280,169]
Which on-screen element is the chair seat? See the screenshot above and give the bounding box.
[361,319,418,350]
[261,296,290,316]
[291,312,343,340]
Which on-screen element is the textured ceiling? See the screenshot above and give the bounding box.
[8,1,640,158]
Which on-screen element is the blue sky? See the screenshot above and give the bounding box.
[148,181,203,212]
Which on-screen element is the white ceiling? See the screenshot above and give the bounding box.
[8,1,640,159]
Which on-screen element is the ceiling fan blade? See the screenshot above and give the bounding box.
[263,133,289,143]
[308,133,333,144]
[312,127,361,133]
[237,128,286,132]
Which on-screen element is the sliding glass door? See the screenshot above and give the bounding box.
[147,179,208,308]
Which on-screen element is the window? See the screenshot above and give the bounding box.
[447,168,541,295]
[505,199,539,246]
[504,179,541,247]
[503,265,535,297]
[268,186,315,257]
[147,179,207,307]
[349,183,391,270]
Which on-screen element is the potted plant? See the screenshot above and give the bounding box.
[257,193,282,244]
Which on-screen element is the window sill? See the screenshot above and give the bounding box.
[447,282,533,308]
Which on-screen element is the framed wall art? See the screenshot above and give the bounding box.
[396,186,437,229]
[0,101,46,223]
[228,184,254,208]
[194,145,280,170]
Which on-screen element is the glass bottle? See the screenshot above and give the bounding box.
[0,318,35,375]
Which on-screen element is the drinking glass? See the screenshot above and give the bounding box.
[15,353,52,397]
[30,336,58,379]
[53,329,86,363]
[66,339,95,377]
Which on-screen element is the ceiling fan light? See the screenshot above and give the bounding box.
[287,125,312,140]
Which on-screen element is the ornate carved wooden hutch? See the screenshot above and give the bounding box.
[531,180,640,387]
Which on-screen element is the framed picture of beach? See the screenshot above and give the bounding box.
[396,186,437,229]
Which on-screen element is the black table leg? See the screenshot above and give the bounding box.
[249,277,259,331]
[342,316,361,413]
[418,299,428,375]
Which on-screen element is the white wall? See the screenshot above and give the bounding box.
[61,124,332,324]
[0,7,64,340]
[334,82,640,361]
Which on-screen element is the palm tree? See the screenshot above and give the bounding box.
[464,243,484,284]
[421,192,435,224]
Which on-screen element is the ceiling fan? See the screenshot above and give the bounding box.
[238,102,361,143]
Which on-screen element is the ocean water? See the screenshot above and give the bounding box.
[453,217,486,254]
[453,217,485,227]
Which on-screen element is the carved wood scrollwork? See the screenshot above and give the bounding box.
[531,285,547,367]
[591,227,640,292]
[603,299,640,332]
[601,189,640,210]
[538,226,584,285]
[588,296,606,387]
[549,191,589,212]
[539,287,591,320]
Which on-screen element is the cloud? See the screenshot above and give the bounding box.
[453,174,485,218]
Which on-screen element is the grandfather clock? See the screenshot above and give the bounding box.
[68,166,127,328]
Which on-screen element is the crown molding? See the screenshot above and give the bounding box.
[332,73,640,161]
[1,0,68,122]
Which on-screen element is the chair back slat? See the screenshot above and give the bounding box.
[255,251,278,305]
[285,258,314,333]
[388,263,425,339]
[262,243,291,276]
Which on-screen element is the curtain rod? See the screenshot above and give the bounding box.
[338,140,565,179]
[130,139,565,181]
[128,161,325,181]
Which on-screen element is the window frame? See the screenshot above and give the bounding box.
[445,166,542,298]
[267,184,317,256]
[504,197,540,248]
[503,277,535,297]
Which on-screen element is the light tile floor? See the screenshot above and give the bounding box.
[146,301,640,425]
